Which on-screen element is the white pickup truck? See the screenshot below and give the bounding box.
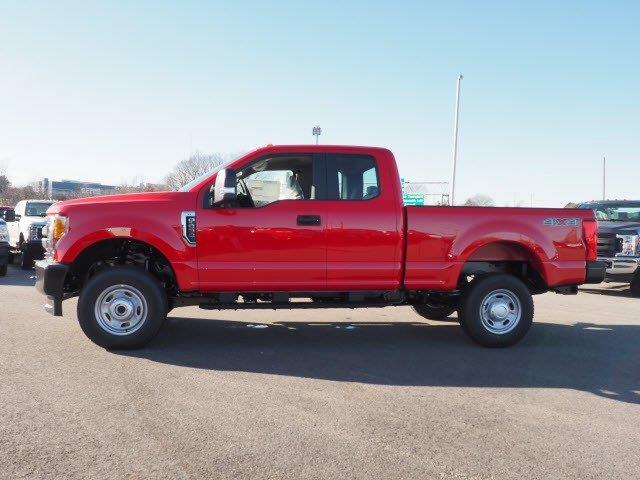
[0,218,9,276]
[6,199,54,269]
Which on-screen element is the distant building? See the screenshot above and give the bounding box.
[36,178,117,198]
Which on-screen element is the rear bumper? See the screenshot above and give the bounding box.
[35,260,69,316]
[584,260,607,284]
[598,256,639,283]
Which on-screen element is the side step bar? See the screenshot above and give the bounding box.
[199,301,401,311]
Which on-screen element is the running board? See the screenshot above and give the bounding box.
[198,301,400,311]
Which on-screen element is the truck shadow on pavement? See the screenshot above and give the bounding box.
[119,317,640,405]
[0,265,36,287]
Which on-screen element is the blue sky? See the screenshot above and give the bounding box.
[1,1,638,206]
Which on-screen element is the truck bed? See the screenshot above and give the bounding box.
[404,206,595,291]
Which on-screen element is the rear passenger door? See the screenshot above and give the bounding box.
[323,153,404,291]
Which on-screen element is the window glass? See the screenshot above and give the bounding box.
[25,202,53,217]
[328,155,379,200]
[236,155,314,207]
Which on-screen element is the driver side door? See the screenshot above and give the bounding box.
[196,153,327,292]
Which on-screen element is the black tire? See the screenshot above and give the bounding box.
[20,250,33,270]
[412,303,456,321]
[0,264,6,277]
[77,266,168,349]
[630,273,640,298]
[458,274,533,347]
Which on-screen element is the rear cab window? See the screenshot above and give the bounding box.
[326,154,380,200]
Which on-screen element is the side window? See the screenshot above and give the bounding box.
[327,155,379,200]
[236,155,315,207]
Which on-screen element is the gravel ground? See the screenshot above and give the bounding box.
[1,265,639,479]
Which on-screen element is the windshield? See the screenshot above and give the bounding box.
[178,155,242,192]
[25,202,53,217]
[579,203,640,222]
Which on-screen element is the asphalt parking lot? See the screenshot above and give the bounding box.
[1,264,639,479]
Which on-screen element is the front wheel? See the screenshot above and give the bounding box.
[20,249,33,270]
[458,274,534,347]
[77,266,168,349]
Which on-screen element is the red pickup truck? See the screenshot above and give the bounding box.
[36,145,605,349]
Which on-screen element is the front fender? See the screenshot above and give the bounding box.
[54,214,198,291]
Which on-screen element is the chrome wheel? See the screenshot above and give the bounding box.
[94,284,148,336]
[479,289,521,335]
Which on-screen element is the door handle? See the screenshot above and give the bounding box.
[297,215,321,226]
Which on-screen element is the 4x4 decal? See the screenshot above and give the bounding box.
[543,218,580,227]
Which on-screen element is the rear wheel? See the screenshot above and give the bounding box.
[412,303,456,321]
[77,266,168,349]
[458,274,533,347]
[630,273,640,298]
[0,264,6,277]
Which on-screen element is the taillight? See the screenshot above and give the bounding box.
[583,218,598,261]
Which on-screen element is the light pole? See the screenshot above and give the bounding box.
[312,125,322,145]
[449,74,463,206]
[602,156,606,200]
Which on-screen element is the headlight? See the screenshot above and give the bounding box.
[51,215,69,242]
[0,223,8,242]
[617,234,640,257]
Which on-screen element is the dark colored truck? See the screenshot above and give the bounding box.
[578,200,640,296]
[35,145,605,349]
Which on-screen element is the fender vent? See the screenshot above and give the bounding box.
[181,211,196,245]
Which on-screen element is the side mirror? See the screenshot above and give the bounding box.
[3,210,15,222]
[211,168,237,207]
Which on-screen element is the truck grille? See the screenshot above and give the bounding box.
[597,232,622,258]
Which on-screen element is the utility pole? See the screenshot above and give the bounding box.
[602,156,606,200]
[449,74,463,205]
[312,125,322,145]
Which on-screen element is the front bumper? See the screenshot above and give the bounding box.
[598,256,640,283]
[35,260,69,316]
[0,242,9,266]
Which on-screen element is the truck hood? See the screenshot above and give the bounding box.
[49,191,187,215]
[22,216,47,225]
[597,221,640,235]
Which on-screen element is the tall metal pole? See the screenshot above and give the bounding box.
[602,156,606,200]
[449,74,463,206]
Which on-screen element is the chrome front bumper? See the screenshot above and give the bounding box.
[599,257,640,282]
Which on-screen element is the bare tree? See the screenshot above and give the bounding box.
[164,152,228,191]
[0,165,9,195]
[463,194,495,207]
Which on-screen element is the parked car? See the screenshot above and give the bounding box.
[6,200,54,269]
[578,200,640,296]
[0,218,9,276]
[0,206,14,217]
[35,145,604,349]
